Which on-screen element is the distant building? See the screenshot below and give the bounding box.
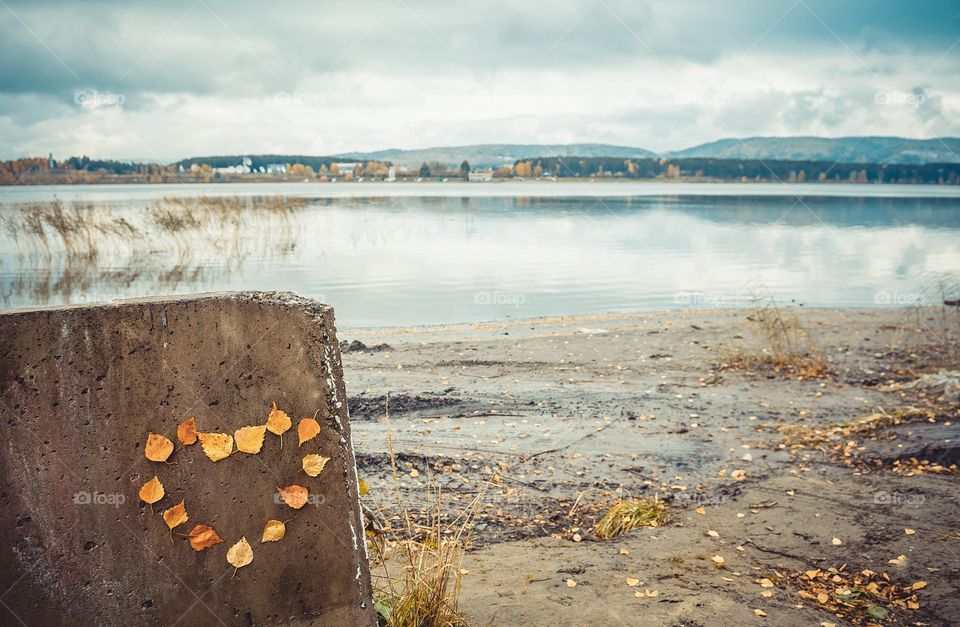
[335,162,361,174]
[266,163,288,175]
[386,166,396,182]
[468,168,493,182]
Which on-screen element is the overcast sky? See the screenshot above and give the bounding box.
[1,0,958,161]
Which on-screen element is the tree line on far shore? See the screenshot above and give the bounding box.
[1,154,958,185]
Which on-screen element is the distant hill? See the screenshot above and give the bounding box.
[666,136,960,165]
[333,143,657,168]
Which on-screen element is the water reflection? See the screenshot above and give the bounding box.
[1,193,959,326]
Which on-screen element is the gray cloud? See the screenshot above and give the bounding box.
[0,0,957,159]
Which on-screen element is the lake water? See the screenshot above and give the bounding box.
[2,182,959,327]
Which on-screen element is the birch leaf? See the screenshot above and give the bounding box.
[278,484,309,509]
[145,433,174,462]
[266,402,292,435]
[227,537,253,569]
[139,475,164,504]
[235,425,267,454]
[177,417,198,445]
[261,519,286,542]
[187,524,223,551]
[197,432,233,462]
[298,418,321,446]
[302,454,330,477]
[162,500,189,529]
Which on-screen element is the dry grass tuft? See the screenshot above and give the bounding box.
[722,291,830,378]
[593,497,668,540]
[366,397,475,627]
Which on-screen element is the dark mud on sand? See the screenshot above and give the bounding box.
[343,308,960,626]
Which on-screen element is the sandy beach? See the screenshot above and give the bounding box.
[340,307,959,626]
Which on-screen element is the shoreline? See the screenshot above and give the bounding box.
[3,180,960,202]
[346,306,960,625]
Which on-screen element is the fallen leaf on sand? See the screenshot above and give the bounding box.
[227,537,253,570]
[831,537,842,546]
[266,402,292,435]
[139,475,164,504]
[177,417,198,445]
[298,417,321,446]
[758,578,774,588]
[711,555,726,568]
[911,581,927,590]
[235,425,267,454]
[565,578,576,588]
[626,578,640,587]
[761,590,773,598]
[619,548,630,556]
[695,506,706,515]
[261,519,286,543]
[188,524,223,551]
[730,469,747,481]
[145,433,174,462]
[754,608,767,617]
[162,500,188,529]
[198,432,233,462]
[707,529,719,538]
[278,485,309,509]
[904,528,915,536]
[302,454,330,477]
[889,554,907,566]
[358,478,369,496]
[635,589,658,598]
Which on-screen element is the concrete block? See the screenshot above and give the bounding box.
[0,292,374,625]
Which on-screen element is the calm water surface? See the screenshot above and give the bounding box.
[1,183,959,327]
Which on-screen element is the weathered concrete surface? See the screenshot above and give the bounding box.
[0,292,375,626]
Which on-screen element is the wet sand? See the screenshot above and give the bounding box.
[341,307,959,626]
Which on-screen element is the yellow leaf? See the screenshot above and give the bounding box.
[187,524,223,551]
[197,432,233,462]
[758,578,774,588]
[911,581,927,590]
[226,537,253,569]
[145,433,174,462]
[302,454,330,477]
[626,578,640,587]
[804,569,821,579]
[139,475,164,504]
[831,537,842,546]
[298,418,321,446]
[162,500,188,529]
[816,592,829,604]
[754,609,767,617]
[261,519,286,543]
[695,506,706,515]
[619,548,629,556]
[235,425,267,454]
[710,555,725,568]
[266,402,292,435]
[904,528,915,536]
[177,417,198,445]
[358,478,369,496]
[565,578,576,588]
[278,485,309,509]
[761,590,773,598]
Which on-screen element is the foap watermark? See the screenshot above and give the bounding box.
[873,491,925,508]
[474,290,526,308]
[874,90,926,107]
[273,492,326,507]
[73,491,126,507]
[874,290,925,306]
[274,91,326,107]
[673,492,727,508]
[74,89,126,109]
[673,291,739,308]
